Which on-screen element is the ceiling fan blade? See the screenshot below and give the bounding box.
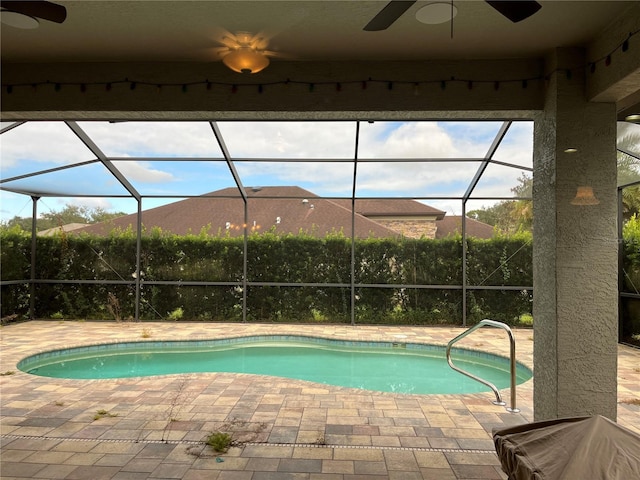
[263,50,294,60]
[0,1,66,23]
[364,0,416,31]
[485,0,541,23]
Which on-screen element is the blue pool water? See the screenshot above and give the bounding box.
[18,335,532,394]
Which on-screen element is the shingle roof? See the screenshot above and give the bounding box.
[332,199,445,219]
[38,223,90,237]
[77,186,404,239]
[435,216,495,239]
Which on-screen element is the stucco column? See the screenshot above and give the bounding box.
[533,48,618,421]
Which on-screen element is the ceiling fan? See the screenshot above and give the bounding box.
[0,1,67,28]
[364,0,541,31]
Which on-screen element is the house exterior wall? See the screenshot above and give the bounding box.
[376,219,438,239]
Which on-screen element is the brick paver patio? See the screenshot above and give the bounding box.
[1,321,638,479]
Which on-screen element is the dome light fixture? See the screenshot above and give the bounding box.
[218,32,273,74]
[222,46,270,74]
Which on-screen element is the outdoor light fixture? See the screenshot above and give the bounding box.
[571,186,600,206]
[222,46,270,74]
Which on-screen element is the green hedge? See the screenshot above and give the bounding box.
[621,215,640,345]
[1,229,535,324]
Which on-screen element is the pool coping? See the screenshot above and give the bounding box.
[16,333,533,394]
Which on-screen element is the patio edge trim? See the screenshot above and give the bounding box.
[0,434,496,454]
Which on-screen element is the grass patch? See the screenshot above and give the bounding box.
[94,409,118,420]
[168,307,184,321]
[518,313,533,326]
[206,432,233,453]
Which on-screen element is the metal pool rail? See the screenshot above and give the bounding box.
[446,319,520,413]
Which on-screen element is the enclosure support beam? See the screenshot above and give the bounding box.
[65,122,141,201]
[210,121,248,322]
[618,187,624,343]
[243,203,248,323]
[463,121,512,201]
[461,201,467,327]
[350,122,360,326]
[29,196,39,320]
[461,121,511,327]
[135,199,142,322]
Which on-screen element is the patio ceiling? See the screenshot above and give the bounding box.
[0,1,635,64]
[1,1,639,119]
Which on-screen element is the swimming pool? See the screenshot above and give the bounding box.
[18,335,532,394]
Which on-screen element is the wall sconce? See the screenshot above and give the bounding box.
[571,186,600,206]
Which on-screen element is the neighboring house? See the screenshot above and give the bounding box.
[435,216,495,239]
[38,223,90,237]
[331,198,445,239]
[75,186,492,239]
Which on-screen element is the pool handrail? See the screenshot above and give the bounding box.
[446,319,520,413]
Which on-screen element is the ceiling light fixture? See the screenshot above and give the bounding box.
[415,2,457,25]
[624,113,640,123]
[220,32,271,74]
[222,46,270,74]
[0,10,39,29]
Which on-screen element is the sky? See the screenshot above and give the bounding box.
[0,120,535,222]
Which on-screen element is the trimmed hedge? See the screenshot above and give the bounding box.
[622,215,640,345]
[1,229,535,324]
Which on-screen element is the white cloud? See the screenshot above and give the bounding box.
[218,121,356,158]
[115,161,175,183]
[0,120,534,218]
[360,122,457,158]
[64,197,115,211]
[0,122,94,169]
[76,122,223,157]
[30,197,116,217]
[232,121,533,199]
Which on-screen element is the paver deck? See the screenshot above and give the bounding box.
[1,321,639,479]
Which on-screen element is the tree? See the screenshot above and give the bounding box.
[470,130,640,233]
[468,174,532,235]
[617,125,640,221]
[2,205,126,231]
